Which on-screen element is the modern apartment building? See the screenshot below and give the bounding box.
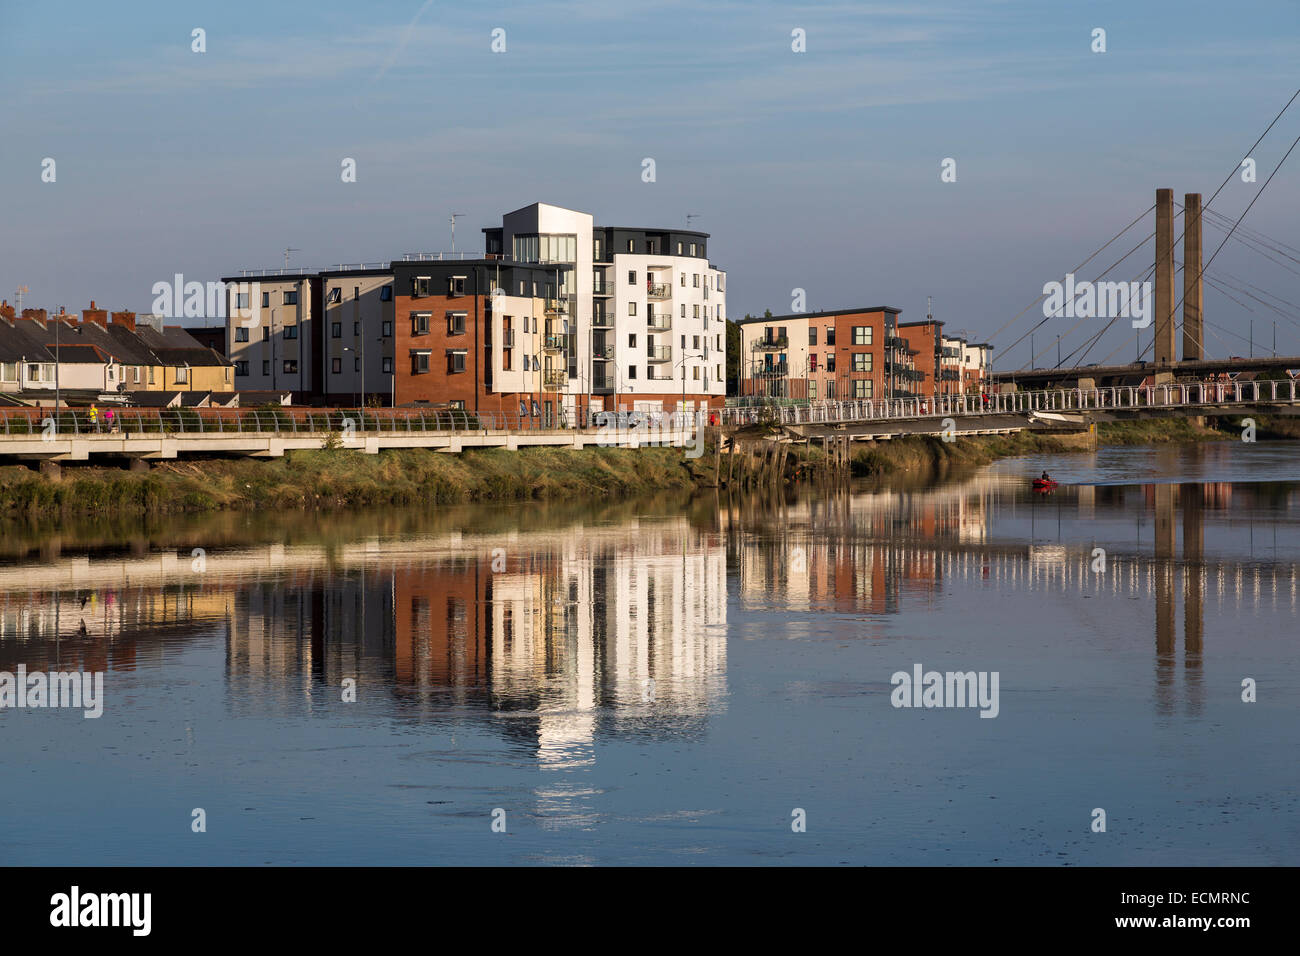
[485,202,727,419]
[737,307,917,401]
[222,271,320,398]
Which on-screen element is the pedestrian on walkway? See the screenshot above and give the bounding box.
[89,405,99,432]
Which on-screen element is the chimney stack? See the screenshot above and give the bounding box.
[111,309,137,331]
[1182,193,1204,361]
[82,300,108,327]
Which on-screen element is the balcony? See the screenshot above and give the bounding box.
[593,344,614,361]
[647,283,671,300]
[647,313,672,331]
[502,329,515,348]
[545,297,569,314]
[753,336,788,351]
[647,346,672,363]
[592,313,613,328]
[592,283,614,296]
[543,370,568,389]
[885,336,908,351]
[543,334,567,352]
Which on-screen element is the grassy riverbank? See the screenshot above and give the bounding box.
[0,415,1271,518]
[0,446,710,518]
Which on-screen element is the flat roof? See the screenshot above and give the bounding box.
[736,306,902,325]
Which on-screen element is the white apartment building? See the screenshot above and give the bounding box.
[485,203,726,420]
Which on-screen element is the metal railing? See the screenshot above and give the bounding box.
[647,314,672,331]
[647,346,672,362]
[717,379,1299,427]
[647,283,671,299]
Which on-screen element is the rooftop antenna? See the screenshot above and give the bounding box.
[284,247,300,269]
[927,295,933,323]
[450,213,466,254]
[686,213,701,228]
[15,285,28,312]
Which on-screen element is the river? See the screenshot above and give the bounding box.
[1,441,1297,865]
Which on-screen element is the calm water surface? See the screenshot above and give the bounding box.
[1,442,1297,865]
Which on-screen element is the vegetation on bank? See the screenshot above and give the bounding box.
[0,446,709,518]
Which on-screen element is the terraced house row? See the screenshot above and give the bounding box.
[737,308,992,402]
[222,201,727,423]
[0,300,235,408]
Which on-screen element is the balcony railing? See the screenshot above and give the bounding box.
[592,313,612,328]
[502,329,515,347]
[886,336,908,350]
[647,313,672,331]
[592,284,614,296]
[593,344,614,360]
[647,346,672,362]
[543,370,568,389]
[544,334,567,351]
[545,297,569,314]
[754,336,788,351]
[647,283,671,299]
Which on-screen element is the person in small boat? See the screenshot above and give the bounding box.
[1040,470,1051,482]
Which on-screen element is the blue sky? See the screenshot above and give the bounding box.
[3,0,1298,370]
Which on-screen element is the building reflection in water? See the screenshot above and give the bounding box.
[0,475,1293,742]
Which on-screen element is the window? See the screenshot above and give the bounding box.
[447,350,467,373]
[693,367,700,380]
[332,358,342,373]
[680,273,686,286]
[381,320,392,337]
[854,379,873,399]
[693,305,700,319]
[628,334,637,348]
[283,360,298,374]
[235,327,249,342]
[261,292,270,308]
[809,354,818,371]
[174,366,189,384]
[693,274,699,287]
[628,366,637,379]
[413,276,431,297]
[809,328,818,346]
[447,312,467,335]
[380,286,393,302]
[449,276,466,296]
[283,290,298,305]
[354,357,361,372]
[235,360,249,376]
[626,239,634,252]
[680,304,686,317]
[809,380,817,400]
[689,243,697,256]
[283,325,298,339]
[411,312,431,335]
[411,351,431,374]
[593,239,602,260]
[327,288,342,304]
[262,327,270,341]
[382,357,393,374]
[826,327,835,345]
[262,361,270,376]
[354,286,360,300]
[853,353,872,372]
[332,322,342,339]
[693,335,700,349]
[627,270,637,285]
[234,292,250,310]
[2,362,18,381]
[676,242,683,254]
[826,354,836,372]
[853,326,872,345]
[628,302,637,316]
